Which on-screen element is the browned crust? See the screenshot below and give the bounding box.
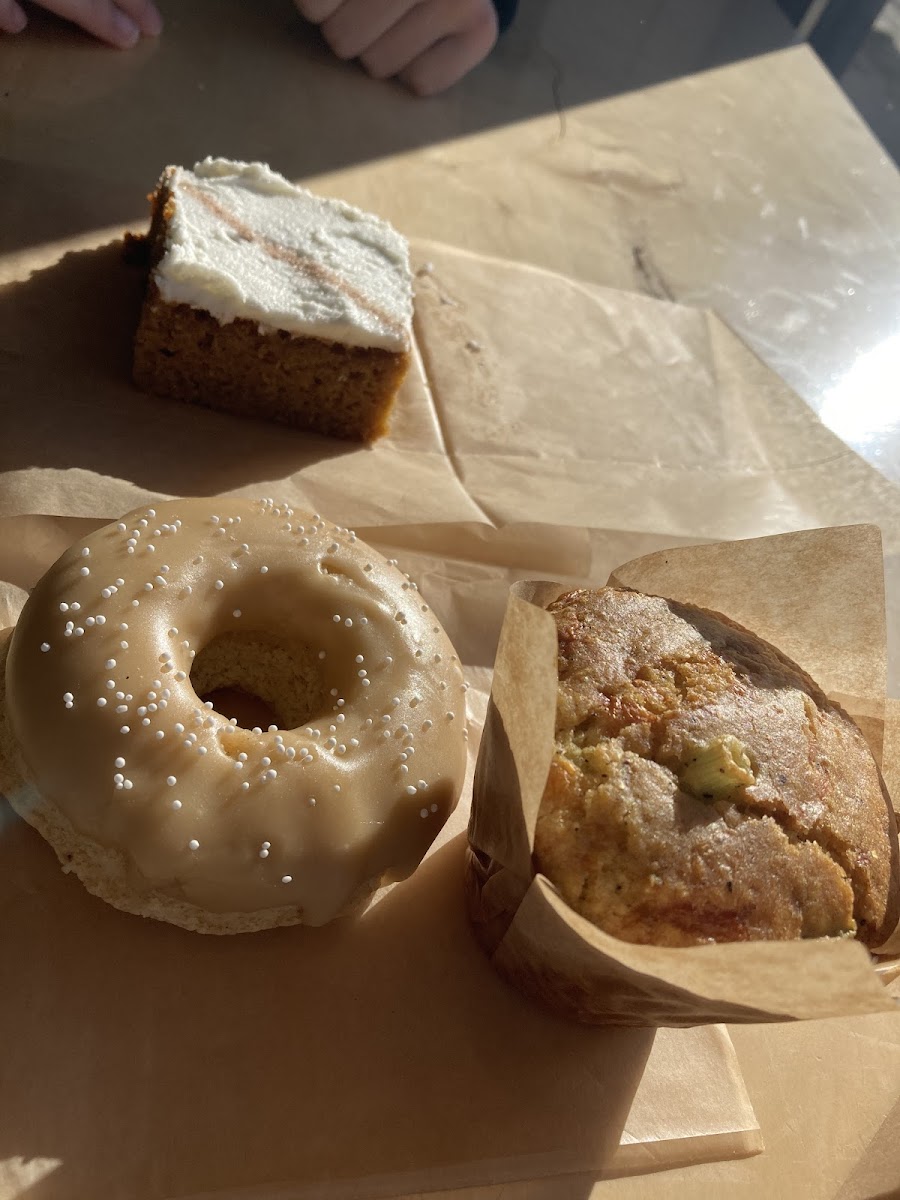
[533,587,898,949]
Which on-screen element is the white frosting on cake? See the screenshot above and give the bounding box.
[154,158,412,352]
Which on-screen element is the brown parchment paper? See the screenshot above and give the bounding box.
[5,234,900,1194]
[0,514,760,1200]
[6,238,900,553]
[467,525,900,1028]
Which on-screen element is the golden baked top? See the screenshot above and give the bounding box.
[534,587,897,947]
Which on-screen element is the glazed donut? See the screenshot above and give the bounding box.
[0,498,468,932]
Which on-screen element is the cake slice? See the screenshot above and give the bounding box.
[132,158,413,441]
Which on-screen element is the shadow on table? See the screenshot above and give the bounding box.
[0,240,354,494]
[1,0,796,252]
[0,813,655,1199]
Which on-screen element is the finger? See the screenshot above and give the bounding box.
[294,0,343,23]
[35,0,142,47]
[0,0,27,34]
[321,0,416,62]
[113,0,163,37]
[400,12,497,96]
[360,0,488,81]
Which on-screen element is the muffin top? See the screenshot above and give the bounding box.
[533,587,898,947]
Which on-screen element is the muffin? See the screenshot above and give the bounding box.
[533,587,897,948]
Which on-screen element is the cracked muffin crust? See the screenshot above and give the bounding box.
[533,587,897,948]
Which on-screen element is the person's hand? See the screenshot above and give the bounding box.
[295,0,499,96]
[0,0,162,48]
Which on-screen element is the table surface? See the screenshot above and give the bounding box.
[3,3,900,1198]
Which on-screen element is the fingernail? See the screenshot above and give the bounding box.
[112,9,140,47]
[143,6,163,37]
[8,7,27,33]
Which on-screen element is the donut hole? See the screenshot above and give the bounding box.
[189,630,325,734]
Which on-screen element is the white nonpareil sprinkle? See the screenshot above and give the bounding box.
[260,566,269,574]
[172,799,182,810]
[115,757,125,768]
[281,876,293,884]
[120,725,130,734]
[420,808,428,818]
[166,776,177,786]
[405,785,417,795]
[332,614,341,623]
[86,617,96,627]
[41,642,50,652]
[232,609,242,618]
[214,580,224,590]
[430,803,438,813]
[96,615,106,625]
[79,566,90,577]
[259,847,269,859]
[308,797,316,806]
[189,839,200,851]
[97,697,107,707]
[105,659,116,670]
